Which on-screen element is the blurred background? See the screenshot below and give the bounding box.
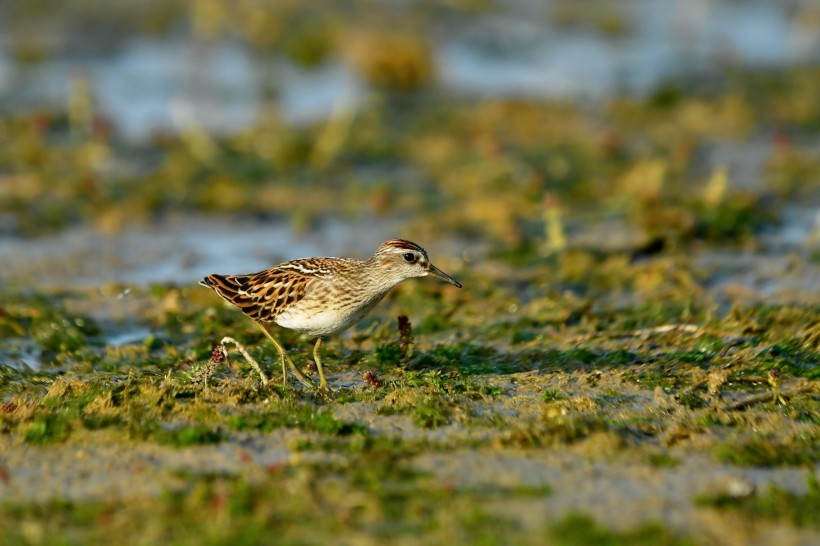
[0,0,819,289]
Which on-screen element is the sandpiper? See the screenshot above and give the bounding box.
[200,239,462,390]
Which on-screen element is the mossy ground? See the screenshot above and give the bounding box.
[1,2,820,544]
[1,267,817,545]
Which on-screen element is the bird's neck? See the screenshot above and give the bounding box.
[362,256,406,295]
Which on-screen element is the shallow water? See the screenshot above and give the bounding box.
[0,215,402,288]
[0,0,816,140]
[438,0,818,100]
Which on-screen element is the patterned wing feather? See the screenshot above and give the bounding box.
[201,262,323,322]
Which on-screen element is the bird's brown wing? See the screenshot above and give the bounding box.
[201,258,334,322]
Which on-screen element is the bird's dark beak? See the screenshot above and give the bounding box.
[427,263,462,288]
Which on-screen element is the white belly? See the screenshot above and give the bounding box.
[274,293,386,337]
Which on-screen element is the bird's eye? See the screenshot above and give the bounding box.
[403,252,416,263]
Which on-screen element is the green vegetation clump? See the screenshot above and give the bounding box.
[713,434,819,467]
[23,413,72,444]
[542,388,564,403]
[155,425,225,447]
[411,395,452,428]
[696,475,820,529]
[227,404,367,436]
[548,513,695,546]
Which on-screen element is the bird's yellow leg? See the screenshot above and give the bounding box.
[313,337,330,391]
[254,322,315,389]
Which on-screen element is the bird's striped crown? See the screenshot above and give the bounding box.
[376,239,427,255]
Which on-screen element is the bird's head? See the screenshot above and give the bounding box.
[371,239,462,288]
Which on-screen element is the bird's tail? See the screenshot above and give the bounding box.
[200,274,250,300]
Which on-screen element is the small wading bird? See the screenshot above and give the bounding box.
[200,239,462,390]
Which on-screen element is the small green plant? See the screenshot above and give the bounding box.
[412,395,450,428]
[543,389,563,403]
[374,341,405,366]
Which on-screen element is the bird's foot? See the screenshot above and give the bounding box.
[317,380,337,394]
